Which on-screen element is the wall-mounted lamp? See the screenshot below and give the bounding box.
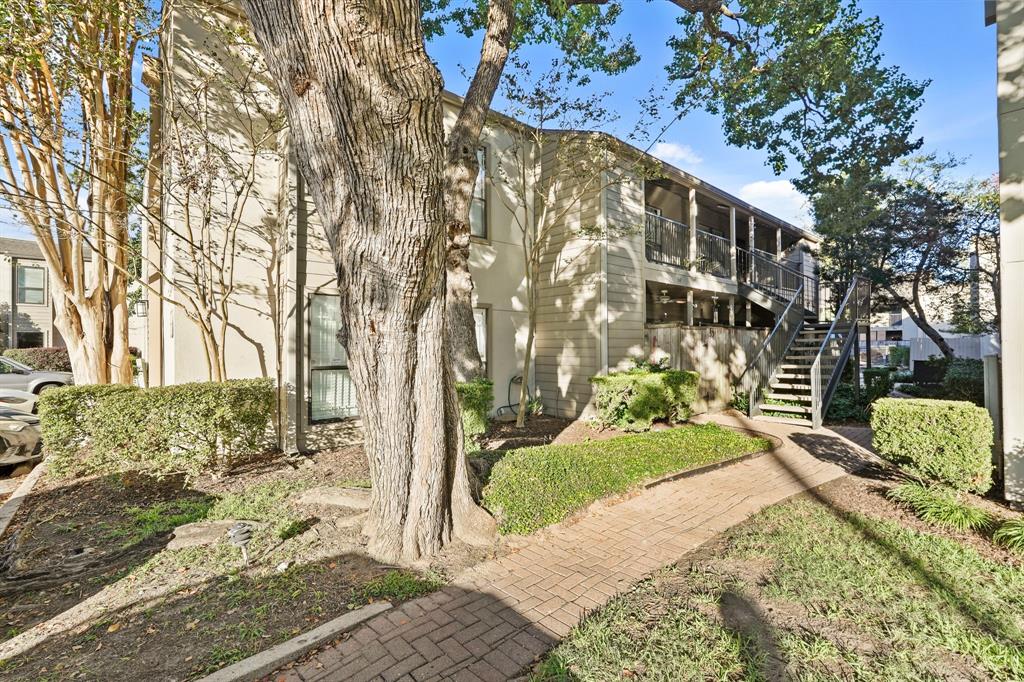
[132,299,149,318]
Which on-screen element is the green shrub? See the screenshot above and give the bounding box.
[590,367,698,431]
[887,482,994,532]
[993,518,1024,554]
[863,366,892,387]
[4,346,72,372]
[729,390,750,414]
[892,370,913,383]
[871,398,993,493]
[825,383,870,423]
[456,378,493,453]
[38,384,140,474]
[888,345,910,368]
[482,423,770,534]
[40,379,275,480]
[942,358,985,406]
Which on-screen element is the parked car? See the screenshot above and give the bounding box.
[0,389,39,414]
[0,356,73,394]
[0,416,41,467]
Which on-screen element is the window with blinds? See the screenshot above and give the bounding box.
[309,294,358,422]
[470,147,487,238]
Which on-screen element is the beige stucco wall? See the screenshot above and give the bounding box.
[996,0,1024,502]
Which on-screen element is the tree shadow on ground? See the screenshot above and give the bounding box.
[0,473,212,634]
[775,431,1024,648]
[1,549,561,682]
[718,588,788,681]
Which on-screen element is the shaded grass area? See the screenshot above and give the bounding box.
[482,423,771,535]
[535,498,1024,681]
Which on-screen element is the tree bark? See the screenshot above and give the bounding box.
[240,0,494,563]
[444,0,515,382]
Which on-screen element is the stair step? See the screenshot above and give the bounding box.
[779,364,811,370]
[765,392,813,403]
[775,373,809,380]
[760,403,813,415]
[770,382,811,391]
[754,415,813,427]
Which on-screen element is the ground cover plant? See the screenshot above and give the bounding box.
[887,481,994,532]
[534,473,1024,681]
[482,423,770,534]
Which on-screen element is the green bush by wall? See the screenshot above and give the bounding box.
[39,379,275,480]
[456,378,493,453]
[887,345,910,368]
[4,347,72,372]
[942,358,985,406]
[590,366,699,431]
[871,398,993,493]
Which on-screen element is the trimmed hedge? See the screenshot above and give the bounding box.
[4,346,72,372]
[456,378,493,453]
[942,358,984,406]
[590,367,699,431]
[482,423,771,534]
[39,379,275,480]
[871,398,993,493]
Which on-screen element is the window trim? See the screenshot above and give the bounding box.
[16,263,47,306]
[306,292,358,425]
[469,146,489,243]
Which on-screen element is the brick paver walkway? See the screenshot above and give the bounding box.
[275,413,875,682]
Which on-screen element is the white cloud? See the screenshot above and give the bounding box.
[651,142,703,167]
[738,180,811,228]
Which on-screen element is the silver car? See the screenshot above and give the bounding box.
[0,356,74,394]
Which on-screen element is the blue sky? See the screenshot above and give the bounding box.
[0,1,998,240]
[429,0,998,228]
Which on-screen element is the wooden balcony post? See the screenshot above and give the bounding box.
[729,296,736,326]
[747,216,755,251]
[686,290,694,326]
[688,188,698,274]
[745,300,752,328]
[729,207,737,281]
[776,226,783,262]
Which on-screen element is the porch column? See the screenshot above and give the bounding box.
[776,226,783,261]
[745,300,752,328]
[688,188,698,274]
[747,216,755,251]
[729,296,736,326]
[729,207,737,281]
[686,290,694,326]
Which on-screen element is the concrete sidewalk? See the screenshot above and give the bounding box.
[273,413,875,682]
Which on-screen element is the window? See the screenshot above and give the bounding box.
[16,265,45,305]
[473,306,488,372]
[15,331,44,348]
[308,294,358,422]
[470,147,487,238]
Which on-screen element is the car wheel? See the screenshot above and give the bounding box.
[35,383,60,394]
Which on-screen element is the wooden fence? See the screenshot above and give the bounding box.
[644,323,768,412]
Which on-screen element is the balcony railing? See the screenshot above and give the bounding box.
[695,229,732,278]
[645,213,689,269]
[645,209,821,318]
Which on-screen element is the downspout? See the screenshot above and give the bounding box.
[599,172,609,375]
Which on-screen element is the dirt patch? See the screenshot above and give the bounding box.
[0,445,486,681]
[480,414,628,451]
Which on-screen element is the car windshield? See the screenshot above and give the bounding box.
[0,357,32,373]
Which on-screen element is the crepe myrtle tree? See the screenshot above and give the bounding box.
[237,0,925,563]
[0,0,153,384]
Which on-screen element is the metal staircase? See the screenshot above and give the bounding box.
[740,276,870,428]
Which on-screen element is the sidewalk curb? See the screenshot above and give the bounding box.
[0,459,47,540]
[197,600,393,682]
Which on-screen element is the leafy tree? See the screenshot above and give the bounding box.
[946,176,999,335]
[237,0,926,562]
[815,155,970,359]
[0,0,153,383]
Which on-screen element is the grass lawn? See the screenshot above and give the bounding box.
[480,423,771,535]
[533,478,1024,681]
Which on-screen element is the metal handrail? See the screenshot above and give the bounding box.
[645,213,689,268]
[808,276,870,428]
[695,228,732,278]
[738,282,805,417]
[737,245,820,317]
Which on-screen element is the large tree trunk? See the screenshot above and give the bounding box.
[444,0,514,382]
[240,0,494,563]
